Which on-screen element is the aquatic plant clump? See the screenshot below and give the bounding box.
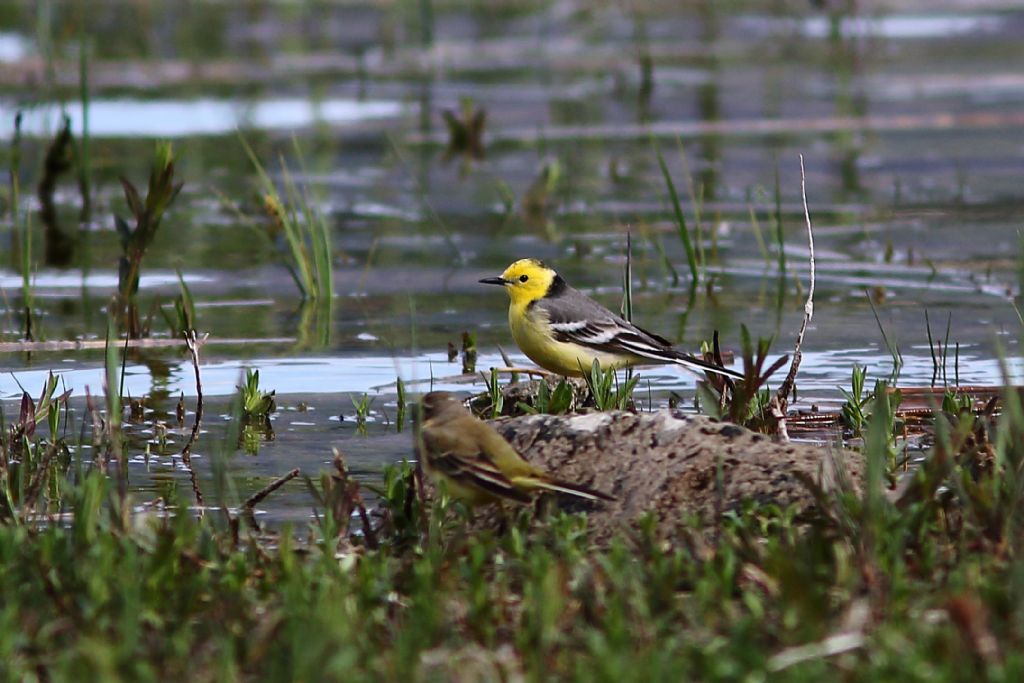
[115,142,184,338]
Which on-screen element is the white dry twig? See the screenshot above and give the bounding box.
[767,631,864,672]
[774,154,816,416]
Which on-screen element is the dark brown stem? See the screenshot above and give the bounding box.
[180,331,206,508]
[243,468,301,511]
[20,440,59,516]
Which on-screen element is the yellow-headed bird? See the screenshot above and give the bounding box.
[480,258,743,379]
[417,391,613,506]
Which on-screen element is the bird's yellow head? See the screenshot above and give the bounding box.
[479,258,562,307]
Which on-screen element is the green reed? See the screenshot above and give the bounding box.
[242,136,334,302]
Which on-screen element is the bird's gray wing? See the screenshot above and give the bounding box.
[537,287,676,358]
[537,286,744,380]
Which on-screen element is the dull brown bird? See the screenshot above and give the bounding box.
[417,391,613,506]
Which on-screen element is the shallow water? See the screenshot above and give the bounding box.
[1,97,403,139]
[1,1,1023,522]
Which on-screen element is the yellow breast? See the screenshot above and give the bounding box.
[508,302,632,376]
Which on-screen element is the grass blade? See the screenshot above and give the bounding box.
[655,144,698,284]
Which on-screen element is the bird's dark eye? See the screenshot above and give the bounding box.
[519,274,529,283]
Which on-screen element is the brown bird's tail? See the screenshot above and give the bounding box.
[533,477,615,502]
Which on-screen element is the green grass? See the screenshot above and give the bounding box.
[3,347,1024,680]
[2,97,1023,679]
[3,400,1024,681]
[655,143,699,284]
[867,291,904,378]
[396,377,408,432]
[517,377,575,415]
[485,367,504,418]
[581,359,639,411]
[161,269,196,337]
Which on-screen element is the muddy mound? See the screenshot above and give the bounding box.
[489,410,863,542]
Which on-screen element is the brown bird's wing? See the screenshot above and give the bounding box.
[421,426,533,503]
[430,450,533,503]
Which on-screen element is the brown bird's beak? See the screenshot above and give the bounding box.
[479,276,509,286]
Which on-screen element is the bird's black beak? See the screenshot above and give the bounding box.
[479,276,509,286]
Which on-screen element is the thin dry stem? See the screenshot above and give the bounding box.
[180,330,205,508]
[769,397,790,443]
[20,441,60,515]
[244,468,301,511]
[775,154,816,414]
[337,451,379,549]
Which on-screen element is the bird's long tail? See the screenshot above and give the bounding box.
[671,352,744,380]
[519,476,616,502]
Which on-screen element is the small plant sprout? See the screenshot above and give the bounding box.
[487,368,504,418]
[461,331,478,374]
[352,393,374,434]
[1,372,72,518]
[581,359,639,411]
[238,369,275,456]
[865,379,904,472]
[240,369,276,420]
[396,377,408,432]
[839,364,870,434]
[161,269,196,337]
[517,378,575,415]
[942,390,973,416]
